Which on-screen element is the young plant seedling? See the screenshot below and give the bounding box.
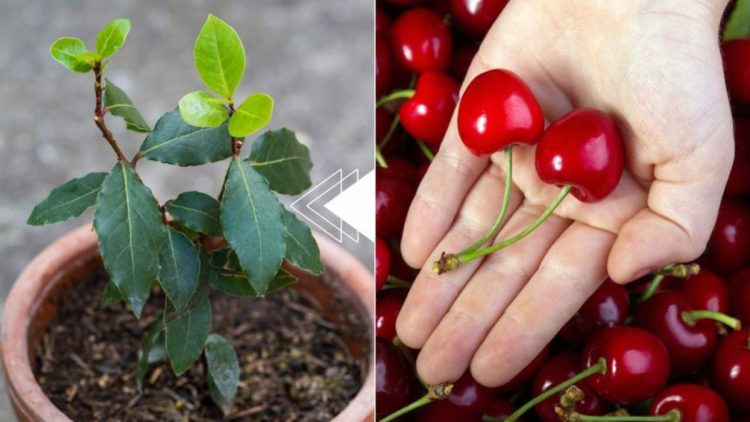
[29,15,323,407]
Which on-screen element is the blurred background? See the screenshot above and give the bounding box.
[0,0,373,418]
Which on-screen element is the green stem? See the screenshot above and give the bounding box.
[380,394,432,422]
[378,114,401,150]
[376,89,415,108]
[457,185,571,265]
[682,310,742,330]
[376,148,388,168]
[462,147,513,255]
[416,140,435,161]
[640,273,666,304]
[383,275,412,290]
[504,357,606,422]
[573,410,680,422]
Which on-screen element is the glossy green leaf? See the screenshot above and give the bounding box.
[194,14,246,99]
[49,37,93,72]
[247,129,312,195]
[103,79,150,132]
[178,91,228,128]
[208,248,296,297]
[96,18,131,58]
[100,281,124,308]
[204,334,240,405]
[76,52,101,66]
[94,162,166,318]
[165,191,221,237]
[159,227,201,311]
[139,108,232,166]
[27,172,107,226]
[136,315,164,391]
[282,208,323,275]
[725,0,750,41]
[228,93,273,138]
[221,157,286,294]
[165,296,212,376]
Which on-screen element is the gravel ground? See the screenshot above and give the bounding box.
[0,0,373,419]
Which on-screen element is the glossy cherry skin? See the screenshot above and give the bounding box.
[532,352,609,421]
[726,118,750,195]
[375,237,392,291]
[535,108,625,202]
[376,170,415,237]
[722,39,750,106]
[457,69,544,155]
[376,36,392,97]
[484,397,519,420]
[678,269,729,313]
[649,384,729,422]
[376,289,406,340]
[730,267,750,326]
[559,278,629,344]
[633,291,717,376]
[399,72,459,146]
[388,8,452,72]
[416,372,492,421]
[450,0,508,39]
[582,326,670,405]
[383,157,417,185]
[712,330,750,412]
[376,338,413,418]
[493,344,550,394]
[707,199,750,274]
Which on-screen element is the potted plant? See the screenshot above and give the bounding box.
[2,15,373,421]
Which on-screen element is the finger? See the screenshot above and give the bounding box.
[471,222,614,387]
[396,164,524,349]
[415,201,570,385]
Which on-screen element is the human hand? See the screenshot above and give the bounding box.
[396,0,734,387]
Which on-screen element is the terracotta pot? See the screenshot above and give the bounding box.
[1,224,374,421]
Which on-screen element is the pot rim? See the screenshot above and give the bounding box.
[1,224,374,421]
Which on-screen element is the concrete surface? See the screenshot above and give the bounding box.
[0,0,373,419]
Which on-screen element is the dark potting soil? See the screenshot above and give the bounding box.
[33,264,369,421]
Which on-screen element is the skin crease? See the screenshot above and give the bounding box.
[396,0,734,388]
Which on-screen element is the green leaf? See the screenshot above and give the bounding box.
[136,315,164,391]
[725,0,750,41]
[28,172,107,226]
[96,18,131,58]
[100,281,124,308]
[50,37,93,72]
[221,157,286,294]
[76,52,101,67]
[194,14,246,99]
[165,192,221,237]
[204,334,240,405]
[94,162,167,318]
[139,108,232,166]
[282,208,323,275]
[165,296,212,376]
[178,91,228,128]
[103,79,150,132]
[159,227,201,311]
[247,129,312,195]
[208,248,296,297]
[228,93,274,138]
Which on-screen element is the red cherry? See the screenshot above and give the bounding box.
[376,237,392,291]
[450,0,508,39]
[678,269,729,313]
[559,278,629,344]
[535,108,625,203]
[532,352,610,421]
[376,290,406,340]
[376,108,395,145]
[484,397,519,420]
[381,0,427,5]
[457,69,544,155]
[707,199,750,274]
[415,162,430,186]
[376,338,414,418]
[416,372,492,421]
[494,344,550,394]
[388,8,452,72]
[582,326,670,405]
[376,170,415,237]
[633,291,717,376]
[399,72,459,146]
[376,7,391,38]
[449,43,477,81]
[649,384,729,422]
[726,118,750,195]
[383,157,417,185]
[376,36,393,97]
[712,330,750,412]
[730,267,750,326]
[722,38,750,106]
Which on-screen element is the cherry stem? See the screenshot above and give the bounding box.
[378,114,401,150]
[570,410,680,422]
[462,147,513,255]
[382,275,412,290]
[376,89,415,108]
[640,272,668,304]
[682,310,742,330]
[503,357,606,422]
[376,148,388,168]
[380,394,432,422]
[415,139,435,161]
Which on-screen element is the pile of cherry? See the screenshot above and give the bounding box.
[376,0,750,421]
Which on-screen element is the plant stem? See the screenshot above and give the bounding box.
[383,275,412,289]
[682,310,742,330]
[572,410,680,422]
[380,394,432,422]
[376,89,415,108]
[462,147,513,255]
[640,272,666,304]
[503,358,606,422]
[227,102,242,156]
[416,140,435,161]
[378,114,401,150]
[92,62,128,163]
[376,148,389,168]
